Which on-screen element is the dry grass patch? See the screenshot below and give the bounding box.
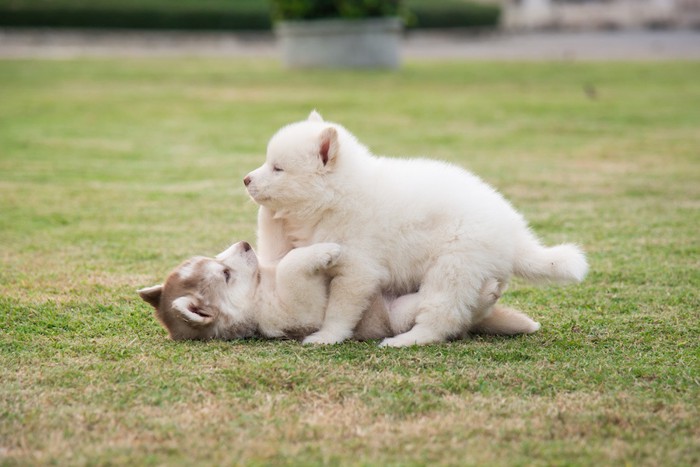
[5,387,697,465]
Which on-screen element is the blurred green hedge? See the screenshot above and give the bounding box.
[0,0,500,30]
[270,0,402,21]
[409,2,500,29]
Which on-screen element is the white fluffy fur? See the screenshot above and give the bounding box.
[245,112,587,347]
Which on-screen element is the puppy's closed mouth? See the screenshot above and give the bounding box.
[246,188,270,203]
[249,194,270,203]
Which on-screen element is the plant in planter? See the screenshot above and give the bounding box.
[271,0,404,69]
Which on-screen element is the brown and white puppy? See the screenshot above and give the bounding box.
[138,242,537,342]
[139,241,355,340]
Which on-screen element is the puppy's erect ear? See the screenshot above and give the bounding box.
[308,110,324,122]
[172,296,213,325]
[319,127,339,167]
[138,285,163,309]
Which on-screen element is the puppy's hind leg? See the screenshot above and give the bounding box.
[474,278,506,318]
[380,293,465,347]
[303,259,380,345]
[470,305,541,335]
[387,293,421,335]
[380,257,484,348]
[388,278,502,337]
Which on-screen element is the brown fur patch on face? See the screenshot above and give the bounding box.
[155,257,220,340]
[150,256,258,341]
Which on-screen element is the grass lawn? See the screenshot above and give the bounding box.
[0,58,698,465]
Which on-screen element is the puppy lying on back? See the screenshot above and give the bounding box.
[140,241,385,340]
[138,241,540,342]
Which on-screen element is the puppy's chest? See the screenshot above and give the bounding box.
[282,218,323,247]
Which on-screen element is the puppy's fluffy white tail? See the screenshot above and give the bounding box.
[471,305,540,335]
[514,233,588,284]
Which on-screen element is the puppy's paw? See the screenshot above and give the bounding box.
[317,243,342,269]
[477,278,502,310]
[302,330,346,345]
[380,328,442,348]
[482,278,501,301]
[379,335,418,348]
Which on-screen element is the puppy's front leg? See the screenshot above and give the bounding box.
[275,243,342,313]
[256,206,293,264]
[302,260,379,345]
[276,243,342,280]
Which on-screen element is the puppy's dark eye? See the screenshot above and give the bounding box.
[272,165,283,172]
[223,269,231,283]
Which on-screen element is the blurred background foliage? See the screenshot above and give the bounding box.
[0,0,501,30]
[270,0,403,21]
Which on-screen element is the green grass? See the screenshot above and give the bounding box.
[1,59,699,465]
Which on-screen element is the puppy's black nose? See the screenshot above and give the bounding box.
[241,241,251,252]
[243,175,251,187]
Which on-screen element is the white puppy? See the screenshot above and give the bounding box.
[245,111,587,347]
[138,241,532,341]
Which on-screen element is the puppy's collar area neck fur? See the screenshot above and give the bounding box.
[219,320,258,340]
[271,203,334,226]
